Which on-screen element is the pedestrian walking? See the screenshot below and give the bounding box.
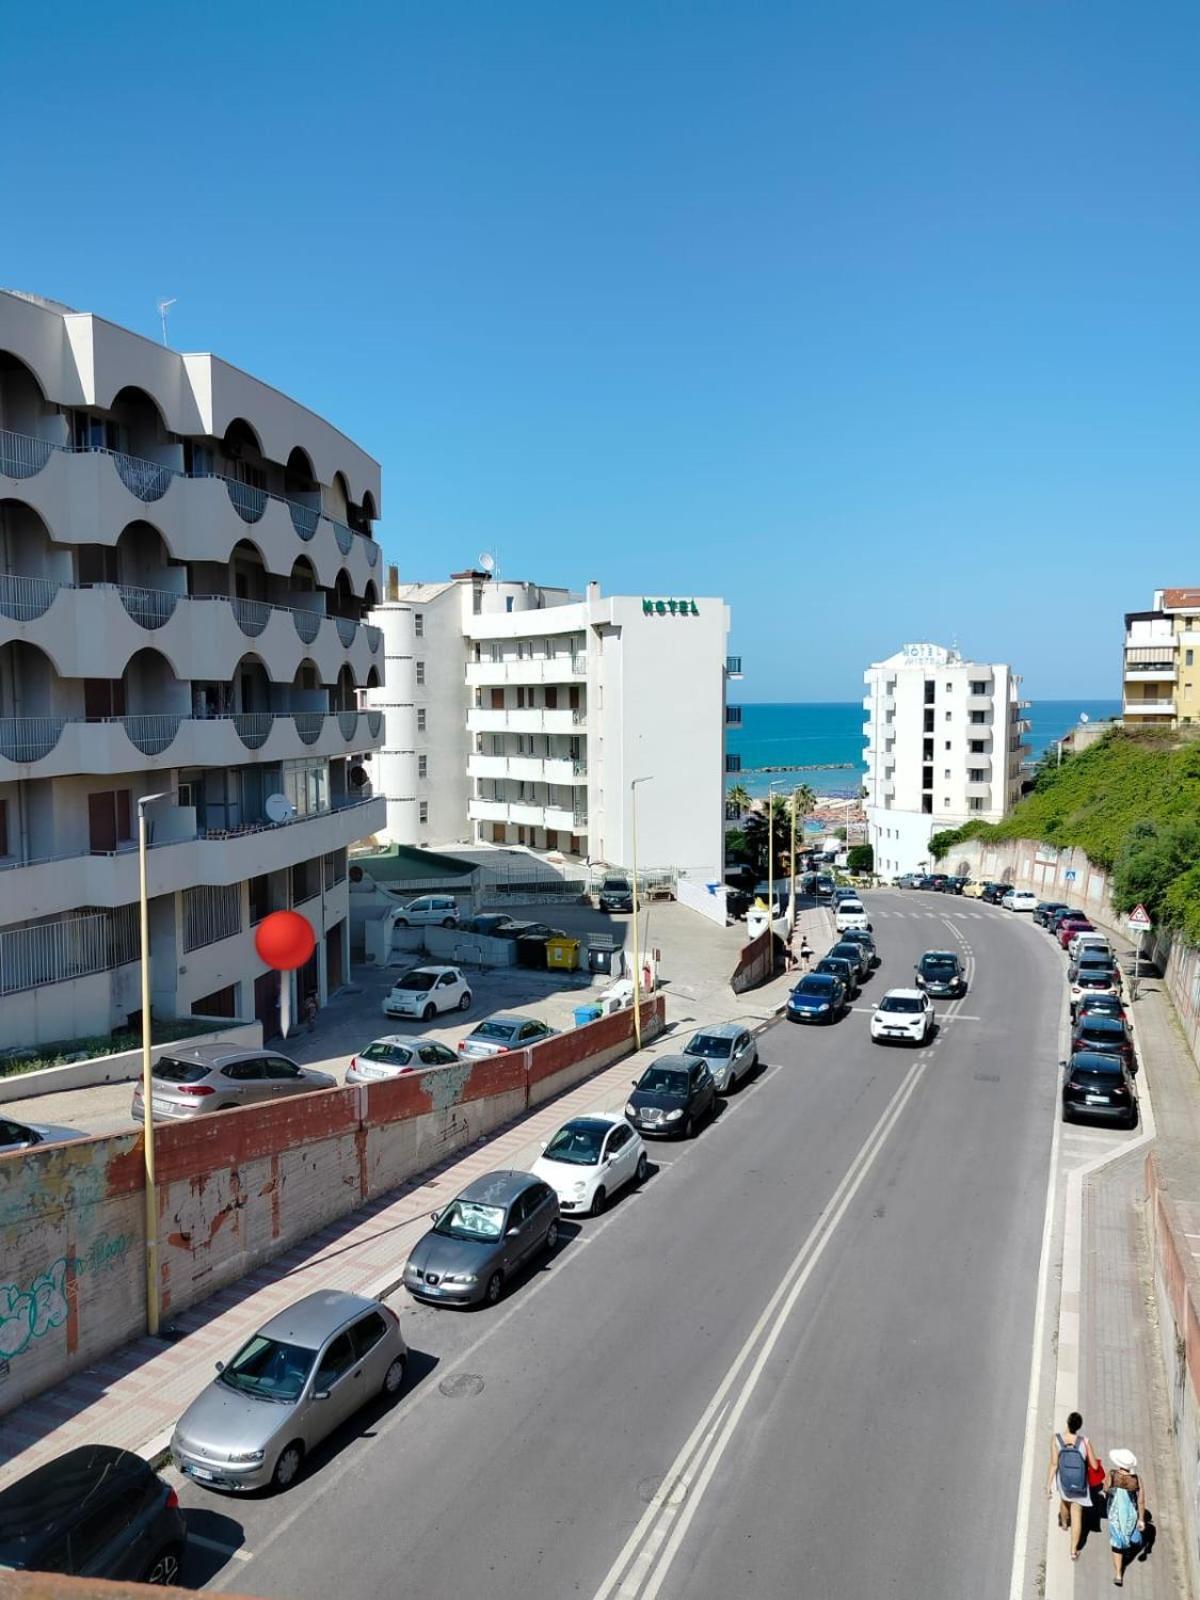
[302,992,318,1033]
[1047,1410,1099,1561]
[1106,1448,1144,1586]
[799,936,812,972]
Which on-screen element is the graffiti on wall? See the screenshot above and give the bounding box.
[0,1231,136,1360]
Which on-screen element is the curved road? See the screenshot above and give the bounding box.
[178,892,1063,1600]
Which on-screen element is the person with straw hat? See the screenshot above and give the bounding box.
[1106,1448,1144,1586]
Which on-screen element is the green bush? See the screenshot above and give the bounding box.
[847,843,874,872]
[0,1018,221,1080]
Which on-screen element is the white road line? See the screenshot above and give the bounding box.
[187,1535,252,1562]
[590,1057,930,1600]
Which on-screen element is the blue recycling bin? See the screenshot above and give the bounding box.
[574,1004,603,1028]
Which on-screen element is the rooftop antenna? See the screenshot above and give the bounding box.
[156,298,177,346]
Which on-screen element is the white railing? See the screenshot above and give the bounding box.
[117,713,184,756]
[0,715,67,762]
[0,572,61,620]
[183,884,243,952]
[116,585,180,629]
[0,429,55,478]
[0,906,138,996]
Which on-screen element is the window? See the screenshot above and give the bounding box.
[970,711,986,725]
[415,660,425,686]
[969,768,986,782]
[77,544,120,585]
[419,801,429,824]
[944,741,951,751]
[417,707,426,732]
[944,769,951,779]
[473,587,483,614]
[924,680,936,704]
[945,711,951,721]
[315,1333,356,1389]
[414,613,424,638]
[351,1312,388,1361]
[87,789,132,853]
[505,596,514,613]
[969,739,985,753]
[84,678,125,719]
[1187,649,1194,667]
[418,755,428,779]
[923,709,934,732]
[970,680,988,695]
[969,797,985,812]
[0,798,7,857]
[266,1057,302,1079]
[291,857,321,904]
[943,796,951,807]
[1187,618,1194,631]
[944,681,953,691]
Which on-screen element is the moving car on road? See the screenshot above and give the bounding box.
[531,1113,648,1215]
[132,1046,336,1123]
[405,1172,560,1307]
[457,1014,558,1060]
[914,950,967,998]
[346,1038,461,1084]
[815,953,860,999]
[785,972,847,1023]
[598,876,634,913]
[1070,1014,1136,1073]
[172,1291,407,1491]
[1061,1051,1138,1129]
[682,1023,758,1092]
[382,965,472,1020]
[1001,889,1038,912]
[870,988,935,1046]
[390,895,460,928]
[0,1445,186,1584]
[625,1056,716,1139]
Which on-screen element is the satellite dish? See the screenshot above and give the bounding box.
[478,552,495,573]
[1080,713,1090,724]
[265,793,296,824]
[349,764,369,789]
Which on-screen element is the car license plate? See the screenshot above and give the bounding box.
[151,1098,173,1113]
[185,1464,214,1481]
[1085,1095,1109,1105]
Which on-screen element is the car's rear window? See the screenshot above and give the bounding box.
[1070,1058,1123,1080]
[685,1035,732,1058]
[473,1021,518,1041]
[153,1056,208,1084]
[362,1043,413,1065]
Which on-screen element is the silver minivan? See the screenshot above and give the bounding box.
[171,1291,407,1492]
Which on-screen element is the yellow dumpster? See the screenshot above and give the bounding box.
[546,936,582,972]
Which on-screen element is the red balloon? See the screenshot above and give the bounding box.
[254,910,317,972]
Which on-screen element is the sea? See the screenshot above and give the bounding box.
[726,699,1122,801]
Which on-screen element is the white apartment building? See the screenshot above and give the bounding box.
[369,571,736,885]
[863,642,1028,880]
[0,289,386,1046]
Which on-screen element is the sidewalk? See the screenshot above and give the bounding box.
[0,916,813,1493]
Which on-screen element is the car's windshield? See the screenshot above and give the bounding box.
[543,1124,605,1165]
[434,1200,507,1240]
[604,879,630,892]
[218,1334,316,1403]
[472,1021,519,1042]
[795,977,835,997]
[921,956,958,974]
[153,1056,207,1083]
[394,970,437,992]
[685,1035,731,1058]
[816,960,846,975]
[880,996,924,1014]
[839,903,864,915]
[636,1068,689,1097]
[362,1042,412,1065]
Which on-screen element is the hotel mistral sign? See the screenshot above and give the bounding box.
[642,597,700,616]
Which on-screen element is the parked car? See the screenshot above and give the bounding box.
[404,1172,559,1307]
[914,950,967,998]
[682,1022,758,1092]
[725,888,753,920]
[1068,952,1120,986]
[131,1046,336,1123]
[457,1014,559,1060]
[1070,1014,1137,1073]
[834,898,871,933]
[870,988,935,1046]
[926,873,948,892]
[838,927,880,967]
[1061,1051,1138,1128]
[896,872,923,889]
[390,895,460,928]
[0,1445,186,1584]
[829,940,871,983]
[939,876,966,895]
[1069,968,1121,1016]
[625,1055,717,1139]
[1033,901,1070,927]
[382,965,472,1021]
[1049,906,1089,935]
[1001,889,1039,912]
[915,875,940,890]
[815,954,859,999]
[172,1291,407,1491]
[832,887,860,905]
[1068,931,1112,963]
[598,876,634,913]
[980,882,1013,905]
[785,972,847,1023]
[531,1113,647,1215]
[462,913,517,937]
[961,880,988,899]
[0,1116,80,1156]
[346,1038,461,1084]
[1058,917,1096,950]
[1075,992,1130,1026]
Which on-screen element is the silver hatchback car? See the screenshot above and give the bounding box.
[171,1291,407,1492]
[457,1013,559,1061]
[131,1045,336,1122]
[681,1022,758,1092]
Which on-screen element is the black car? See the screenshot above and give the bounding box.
[1061,1051,1138,1128]
[725,888,753,920]
[815,954,859,998]
[838,927,879,967]
[462,913,517,937]
[937,876,964,895]
[1076,992,1129,1026]
[0,1445,186,1585]
[829,940,871,983]
[1068,951,1119,985]
[598,876,634,913]
[626,1056,716,1138]
[1070,1015,1137,1073]
[980,882,1013,904]
[914,950,967,998]
[1033,901,1069,928]
[785,972,847,1023]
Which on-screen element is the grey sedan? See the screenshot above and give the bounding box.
[404,1170,560,1306]
[131,1044,336,1121]
[171,1291,407,1492]
[681,1023,758,1092]
[0,1116,81,1155]
[456,1014,559,1061]
[346,1037,461,1084]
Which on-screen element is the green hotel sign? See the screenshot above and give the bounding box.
[642,598,700,616]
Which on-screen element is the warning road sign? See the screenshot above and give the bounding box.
[1127,904,1153,932]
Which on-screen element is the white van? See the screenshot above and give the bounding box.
[835,899,871,933]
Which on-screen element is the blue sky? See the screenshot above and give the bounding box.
[3,1,1197,700]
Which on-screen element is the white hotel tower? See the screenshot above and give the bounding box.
[0,290,386,1046]
[863,642,1028,880]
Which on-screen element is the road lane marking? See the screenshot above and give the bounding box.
[187,1535,252,1562]
[589,1056,930,1600]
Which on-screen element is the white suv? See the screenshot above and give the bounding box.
[392,895,460,928]
[870,987,934,1046]
[835,899,871,933]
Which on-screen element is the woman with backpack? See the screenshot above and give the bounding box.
[1106,1448,1144,1586]
[1046,1410,1100,1561]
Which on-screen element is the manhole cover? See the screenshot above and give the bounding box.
[974,1072,1000,1083]
[439,1373,485,1399]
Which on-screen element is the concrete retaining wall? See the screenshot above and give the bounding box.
[676,875,727,927]
[731,927,774,993]
[0,996,664,1416]
[0,1023,263,1106]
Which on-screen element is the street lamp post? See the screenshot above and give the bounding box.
[137,789,174,1338]
[630,777,653,1051]
[767,780,793,973]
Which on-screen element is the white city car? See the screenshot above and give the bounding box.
[390,895,461,927]
[382,965,472,1020]
[1001,889,1038,912]
[531,1113,648,1216]
[870,987,935,1046]
[835,899,871,933]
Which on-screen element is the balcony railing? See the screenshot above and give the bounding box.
[0,709,385,764]
[0,715,68,762]
[0,572,61,621]
[0,426,382,564]
[726,656,743,676]
[118,585,180,629]
[726,705,743,726]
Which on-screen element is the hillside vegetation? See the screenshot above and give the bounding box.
[930,726,1200,943]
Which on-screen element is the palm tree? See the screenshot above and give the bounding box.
[791,784,817,829]
[726,783,752,820]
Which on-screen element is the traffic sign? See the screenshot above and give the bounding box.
[1127,904,1153,932]
[1064,869,1077,882]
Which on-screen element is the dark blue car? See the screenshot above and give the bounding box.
[786,972,847,1024]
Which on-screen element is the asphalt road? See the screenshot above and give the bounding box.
[173,892,1063,1600]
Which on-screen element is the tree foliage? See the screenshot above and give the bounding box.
[847,843,874,872]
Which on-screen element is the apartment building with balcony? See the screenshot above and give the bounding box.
[369,571,734,885]
[1123,587,1200,726]
[0,289,386,1046]
[863,642,1027,880]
